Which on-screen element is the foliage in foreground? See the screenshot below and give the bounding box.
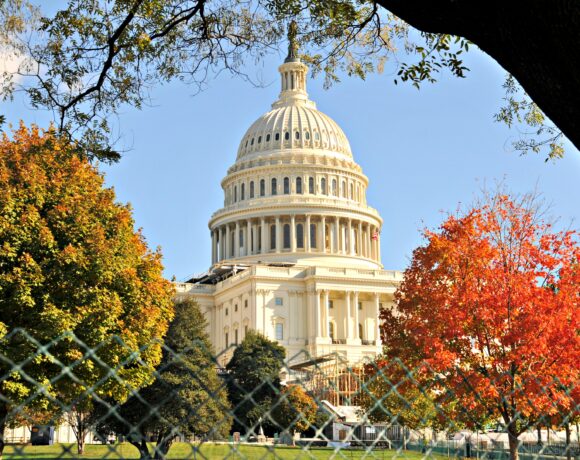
[379,190,580,460]
[0,123,175,454]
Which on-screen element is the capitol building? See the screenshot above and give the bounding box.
[176,36,403,378]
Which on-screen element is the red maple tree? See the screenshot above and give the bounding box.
[381,192,579,460]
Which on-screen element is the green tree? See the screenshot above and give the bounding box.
[0,124,175,457]
[272,384,318,438]
[1,1,577,160]
[225,331,286,435]
[100,298,232,459]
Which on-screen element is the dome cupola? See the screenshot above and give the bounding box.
[208,22,384,269]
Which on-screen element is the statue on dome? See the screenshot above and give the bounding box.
[285,20,299,62]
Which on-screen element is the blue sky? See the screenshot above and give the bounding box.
[4,46,579,280]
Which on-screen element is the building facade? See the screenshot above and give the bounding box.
[177,43,402,371]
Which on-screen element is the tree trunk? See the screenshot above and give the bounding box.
[564,423,571,460]
[537,425,542,446]
[507,426,519,460]
[128,439,151,460]
[153,433,175,460]
[374,0,580,151]
[0,404,8,460]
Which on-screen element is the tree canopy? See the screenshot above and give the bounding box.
[382,190,580,460]
[1,0,577,161]
[0,123,175,456]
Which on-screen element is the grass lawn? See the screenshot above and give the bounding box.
[3,443,444,460]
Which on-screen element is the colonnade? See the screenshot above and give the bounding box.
[311,290,382,345]
[211,215,381,264]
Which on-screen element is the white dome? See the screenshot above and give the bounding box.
[236,60,352,161]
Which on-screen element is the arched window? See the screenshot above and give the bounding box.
[321,178,327,195]
[341,180,346,198]
[350,183,354,199]
[296,223,304,249]
[296,177,302,194]
[241,183,245,200]
[284,132,290,140]
[275,132,280,141]
[305,131,310,140]
[270,225,276,250]
[310,223,317,248]
[271,178,277,195]
[234,185,238,202]
[308,177,314,194]
[283,177,290,194]
[250,138,254,145]
[315,131,320,141]
[329,322,335,340]
[249,181,254,198]
[266,134,271,142]
[283,224,290,249]
[332,179,337,196]
[260,179,265,197]
[295,131,300,140]
[257,136,262,144]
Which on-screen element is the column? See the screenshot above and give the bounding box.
[225,225,231,259]
[211,230,216,264]
[290,215,296,252]
[371,225,376,260]
[374,293,381,345]
[377,229,381,262]
[246,220,251,256]
[353,291,360,340]
[345,291,352,339]
[347,218,353,255]
[275,216,281,253]
[334,216,340,254]
[305,215,311,252]
[314,290,321,340]
[321,216,326,253]
[323,290,330,338]
[260,217,266,254]
[234,221,240,258]
[357,221,362,256]
[220,227,225,261]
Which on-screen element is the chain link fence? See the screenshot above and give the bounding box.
[1,328,578,460]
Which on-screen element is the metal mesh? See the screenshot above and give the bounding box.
[1,329,578,460]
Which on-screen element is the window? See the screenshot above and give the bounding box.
[358,301,363,310]
[296,224,304,248]
[284,131,290,140]
[249,181,254,198]
[225,307,229,316]
[359,323,364,340]
[328,300,334,309]
[315,131,320,141]
[296,177,302,194]
[275,323,284,340]
[257,136,262,144]
[295,131,300,140]
[234,185,237,202]
[283,224,290,249]
[275,297,283,306]
[275,132,280,141]
[329,322,335,339]
[235,328,238,345]
[332,179,337,196]
[321,178,327,195]
[270,225,276,250]
[241,183,245,200]
[305,131,310,140]
[283,177,290,194]
[235,304,238,312]
[244,299,248,308]
[350,183,354,199]
[271,178,277,195]
[266,134,271,142]
[342,180,346,198]
[260,179,265,197]
[250,138,254,145]
[225,332,229,346]
[310,223,317,248]
[308,177,314,194]
[244,325,248,335]
[239,229,243,247]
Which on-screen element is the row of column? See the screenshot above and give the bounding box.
[312,290,382,344]
[211,215,381,263]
